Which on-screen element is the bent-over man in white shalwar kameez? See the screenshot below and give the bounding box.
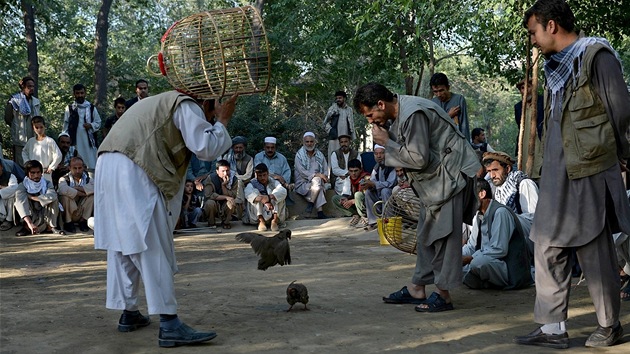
[94,91,236,348]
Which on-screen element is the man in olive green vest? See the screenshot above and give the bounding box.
[515,0,630,349]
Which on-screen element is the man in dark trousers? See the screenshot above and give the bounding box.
[514,0,630,349]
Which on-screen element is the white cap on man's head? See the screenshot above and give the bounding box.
[303,132,315,138]
[264,137,277,144]
[374,144,385,151]
[58,132,70,139]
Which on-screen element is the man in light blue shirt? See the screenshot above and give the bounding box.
[254,136,291,189]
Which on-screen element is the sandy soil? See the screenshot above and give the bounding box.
[1,217,629,354]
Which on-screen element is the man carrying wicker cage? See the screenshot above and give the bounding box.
[94,81,237,347]
[354,83,479,313]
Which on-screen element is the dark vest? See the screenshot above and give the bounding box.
[373,164,394,182]
[335,149,358,170]
[68,104,97,148]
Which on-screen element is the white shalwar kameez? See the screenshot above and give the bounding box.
[94,101,231,315]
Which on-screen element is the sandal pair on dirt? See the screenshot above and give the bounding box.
[382,286,454,312]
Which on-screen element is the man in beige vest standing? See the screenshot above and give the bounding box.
[95,84,237,346]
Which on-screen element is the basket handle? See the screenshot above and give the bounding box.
[372,200,383,217]
[146,53,166,77]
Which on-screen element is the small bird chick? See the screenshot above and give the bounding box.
[286,281,309,312]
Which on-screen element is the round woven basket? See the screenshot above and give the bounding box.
[378,189,421,254]
[148,6,270,99]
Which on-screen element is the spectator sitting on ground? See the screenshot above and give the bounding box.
[52,133,79,189]
[330,134,361,195]
[186,153,214,196]
[58,156,94,233]
[14,160,62,236]
[253,136,291,191]
[244,163,287,232]
[331,158,369,228]
[362,144,396,231]
[294,131,329,219]
[221,135,254,221]
[0,161,18,231]
[1,157,25,184]
[462,179,532,290]
[181,180,203,229]
[482,151,538,258]
[203,159,238,229]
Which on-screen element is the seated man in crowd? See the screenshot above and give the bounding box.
[0,161,19,231]
[52,133,79,189]
[331,158,369,228]
[14,160,61,236]
[362,144,396,231]
[462,179,532,290]
[482,151,538,257]
[244,163,287,232]
[203,159,238,229]
[58,156,94,233]
[221,135,254,220]
[186,153,214,196]
[330,134,361,195]
[1,158,25,183]
[254,136,291,191]
[294,132,329,219]
[181,180,203,229]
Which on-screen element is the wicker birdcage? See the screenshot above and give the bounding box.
[147,6,270,99]
[377,189,421,254]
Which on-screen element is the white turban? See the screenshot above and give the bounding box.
[303,132,315,138]
[374,144,385,151]
[264,137,277,144]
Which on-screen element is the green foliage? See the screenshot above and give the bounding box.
[2,0,629,164]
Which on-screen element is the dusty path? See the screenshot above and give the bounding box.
[1,218,629,353]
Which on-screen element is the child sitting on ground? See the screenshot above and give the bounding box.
[22,116,62,182]
[181,180,203,228]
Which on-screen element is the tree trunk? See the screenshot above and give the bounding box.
[253,0,265,15]
[526,48,541,177]
[517,40,531,171]
[21,0,38,97]
[94,0,114,111]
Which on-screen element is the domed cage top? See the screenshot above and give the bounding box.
[149,6,270,99]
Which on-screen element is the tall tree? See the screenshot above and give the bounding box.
[21,0,39,96]
[94,0,114,111]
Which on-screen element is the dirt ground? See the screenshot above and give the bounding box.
[1,217,629,354]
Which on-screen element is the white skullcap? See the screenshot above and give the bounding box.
[374,144,385,151]
[58,132,70,139]
[303,132,315,138]
[264,137,277,144]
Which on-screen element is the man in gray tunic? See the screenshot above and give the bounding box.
[294,132,329,219]
[462,179,531,290]
[354,83,479,312]
[514,0,630,349]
